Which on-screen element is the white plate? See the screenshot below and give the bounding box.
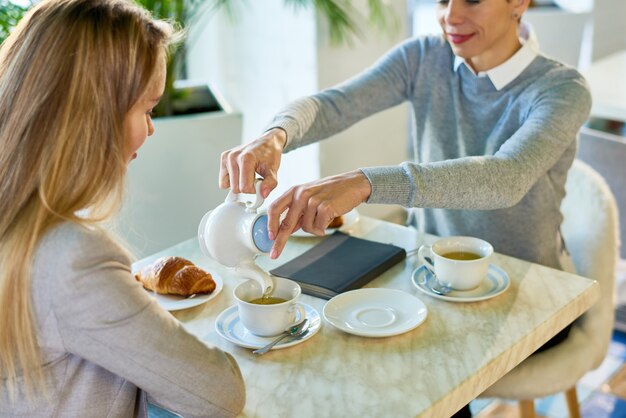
[145,274,223,312]
[412,264,510,303]
[323,288,428,338]
[215,303,321,350]
[291,209,360,237]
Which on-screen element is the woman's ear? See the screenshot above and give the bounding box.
[513,0,531,19]
[518,0,531,11]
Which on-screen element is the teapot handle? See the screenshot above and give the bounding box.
[225,179,265,213]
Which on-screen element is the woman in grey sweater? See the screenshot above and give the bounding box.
[220,0,591,271]
[0,1,245,416]
[220,0,590,416]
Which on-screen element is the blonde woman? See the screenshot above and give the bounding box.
[0,0,245,416]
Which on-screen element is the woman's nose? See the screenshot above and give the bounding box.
[147,116,155,136]
[443,0,465,25]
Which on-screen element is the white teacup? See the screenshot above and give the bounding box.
[234,276,306,337]
[417,236,493,290]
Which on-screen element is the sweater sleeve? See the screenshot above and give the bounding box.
[267,38,425,150]
[362,71,592,209]
[39,224,245,418]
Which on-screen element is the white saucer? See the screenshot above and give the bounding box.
[215,303,321,350]
[323,288,428,338]
[412,264,510,303]
[291,209,360,237]
[145,274,223,312]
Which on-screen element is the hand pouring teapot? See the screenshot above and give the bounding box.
[198,180,275,295]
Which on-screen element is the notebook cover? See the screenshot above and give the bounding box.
[270,231,407,299]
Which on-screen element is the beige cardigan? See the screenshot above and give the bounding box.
[1,223,245,417]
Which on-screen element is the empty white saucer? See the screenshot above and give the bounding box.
[215,303,321,350]
[412,264,510,302]
[323,288,428,338]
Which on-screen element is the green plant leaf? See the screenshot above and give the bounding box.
[367,0,399,33]
[284,0,396,46]
[0,0,396,116]
[0,0,31,45]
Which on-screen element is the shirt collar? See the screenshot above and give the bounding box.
[453,21,539,90]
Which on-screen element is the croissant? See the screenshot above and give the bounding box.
[134,256,216,296]
[327,216,344,229]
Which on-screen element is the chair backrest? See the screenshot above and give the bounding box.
[561,159,620,368]
[577,127,626,258]
[480,160,620,399]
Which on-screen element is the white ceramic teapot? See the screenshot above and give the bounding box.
[198,180,275,295]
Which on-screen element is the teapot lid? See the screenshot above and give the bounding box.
[252,214,273,253]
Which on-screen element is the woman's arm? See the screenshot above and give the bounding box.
[270,38,422,151]
[219,37,425,197]
[363,75,592,209]
[42,224,245,418]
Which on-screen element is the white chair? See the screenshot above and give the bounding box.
[577,127,626,260]
[480,159,620,418]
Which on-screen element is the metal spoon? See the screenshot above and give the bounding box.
[421,257,452,295]
[252,319,309,355]
[426,276,453,295]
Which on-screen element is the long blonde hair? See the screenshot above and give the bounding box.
[0,0,175,398]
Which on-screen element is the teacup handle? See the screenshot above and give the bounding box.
[226,179,265,213]
[288,303,306,326]
[418,245,435,274]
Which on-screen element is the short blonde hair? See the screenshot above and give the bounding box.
[0,0,175,399]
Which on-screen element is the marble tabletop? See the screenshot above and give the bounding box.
[133,216,599,418]
[584,49,626,123]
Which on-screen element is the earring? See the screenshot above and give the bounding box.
[513,12,519,19]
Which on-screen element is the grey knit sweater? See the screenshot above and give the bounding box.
[269,35,591,269]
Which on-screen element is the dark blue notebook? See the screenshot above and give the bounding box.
[270,231,407,299]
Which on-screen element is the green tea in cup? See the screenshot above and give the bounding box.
[418,236,493,290]
[441,251,482,261]
[234,277,306,336]
[248,296,288,305]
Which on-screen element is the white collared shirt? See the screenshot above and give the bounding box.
[453,22,539,90]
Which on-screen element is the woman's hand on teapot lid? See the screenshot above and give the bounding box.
[266,170,371,259]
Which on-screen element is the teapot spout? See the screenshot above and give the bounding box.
[234,262,274,296]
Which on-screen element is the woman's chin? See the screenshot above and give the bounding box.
[449,45,474,59]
